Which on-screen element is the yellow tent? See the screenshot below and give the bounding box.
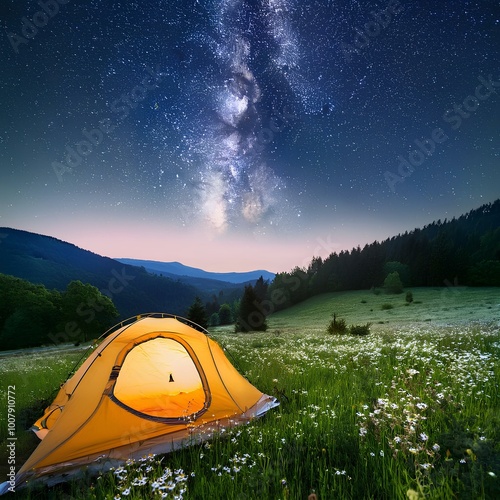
[6,314,278,491]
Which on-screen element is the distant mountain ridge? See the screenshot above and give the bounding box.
[0,228,201,319]
[0,228,274,320]
[116,258,275,284]
[2,198,497,326]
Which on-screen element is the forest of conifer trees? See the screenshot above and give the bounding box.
[267,200,500,311]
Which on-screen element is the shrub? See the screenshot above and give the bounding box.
[381,303,393,310]
[384,261,410,285]
[208,312,220,327]
[327,313,347,334]
[383,271,404,294]
[218,303,233,325]
[405,291,414,303]
[327,315,371,336]
[349,323,371,336]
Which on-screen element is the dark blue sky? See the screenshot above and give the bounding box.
[1,0,499,271]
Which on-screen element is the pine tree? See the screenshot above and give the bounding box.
[254,276,268,302]
[235,285,267,332]
[186,296,208,330]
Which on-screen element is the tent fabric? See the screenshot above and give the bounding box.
[4,315,278,492]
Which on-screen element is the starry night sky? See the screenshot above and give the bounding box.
[1,0,499,272]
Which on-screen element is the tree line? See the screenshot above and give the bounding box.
[2,200,498,348]
[0,273,269,350]
[0,275,118,350]
[267,200,500,311]
[186,276,269,333]
[181,200,500,332]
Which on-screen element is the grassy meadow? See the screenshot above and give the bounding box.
[1,287,499,499]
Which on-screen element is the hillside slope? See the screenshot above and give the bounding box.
[266,287,500,334]
[0,228,198,318]
[268,199,500,311]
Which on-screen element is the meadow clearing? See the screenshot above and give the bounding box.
[0,287,499,499]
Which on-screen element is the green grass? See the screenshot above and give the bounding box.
[1,287,499,499]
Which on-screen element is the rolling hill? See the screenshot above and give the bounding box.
[265,287,500,332]
[0,228,200,318]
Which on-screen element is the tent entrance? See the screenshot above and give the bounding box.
[111,337,208,422]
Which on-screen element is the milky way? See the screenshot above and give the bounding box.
[1,0,499,270]
[179,0,308,234]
